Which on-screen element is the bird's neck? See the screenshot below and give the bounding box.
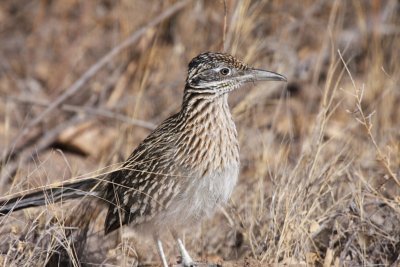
[180,91,230,124]
[176,90,239,171]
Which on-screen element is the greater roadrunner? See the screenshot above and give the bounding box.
[0,52,286,267]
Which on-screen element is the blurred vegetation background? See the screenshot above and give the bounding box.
[0,0,399,266]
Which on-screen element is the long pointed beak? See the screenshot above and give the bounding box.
[247,68,287,82]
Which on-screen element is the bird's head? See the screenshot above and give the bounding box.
[185,52,286,96]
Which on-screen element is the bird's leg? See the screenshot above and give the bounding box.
[155,238,169,267]
[176,238,194,266]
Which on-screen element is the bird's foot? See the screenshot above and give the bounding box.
[174,238,221,267]
[176,238,194,267]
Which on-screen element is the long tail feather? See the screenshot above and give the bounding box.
[0,178,100,216]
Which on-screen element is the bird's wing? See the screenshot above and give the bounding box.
[103,114,185,234]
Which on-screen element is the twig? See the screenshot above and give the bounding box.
[339,232,356,265]
[4,95,156,130]
[222,0,228,52]
[66,106,156,130]
[338,49,400,187]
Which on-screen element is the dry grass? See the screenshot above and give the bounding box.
[0,0,399,266]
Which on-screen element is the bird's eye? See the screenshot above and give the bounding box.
[220,68,231,76]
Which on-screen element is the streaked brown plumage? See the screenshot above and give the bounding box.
[0,52,286,266]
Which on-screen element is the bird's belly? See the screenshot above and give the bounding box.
[151,163,239,231]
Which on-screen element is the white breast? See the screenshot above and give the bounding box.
[187,162,239,215]
[156,162,239,231]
